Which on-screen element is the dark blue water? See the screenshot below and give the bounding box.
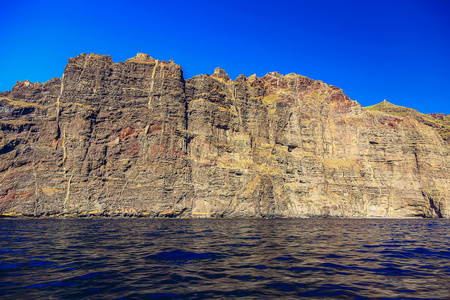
[1,219,450,299]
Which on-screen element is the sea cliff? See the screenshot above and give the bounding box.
[1,53,449,218]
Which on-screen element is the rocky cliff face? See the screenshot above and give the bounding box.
[364,101,450,145]
[1,53,449,218]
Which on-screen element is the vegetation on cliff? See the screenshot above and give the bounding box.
[364,100,450,143]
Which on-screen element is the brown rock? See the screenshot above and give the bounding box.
[211,67,231,83]
[0,53,449,218]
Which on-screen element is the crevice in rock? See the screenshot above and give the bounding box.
[422,191,443,218]
[0,139,20,155]
[414,151,420,172]
[12,106,35,117]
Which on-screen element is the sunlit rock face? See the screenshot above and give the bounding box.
[1,53,449,218]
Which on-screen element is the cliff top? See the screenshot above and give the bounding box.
[2,52,448,141]
[364,100,450,143]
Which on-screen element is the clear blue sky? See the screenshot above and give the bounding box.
[1,0,449,113]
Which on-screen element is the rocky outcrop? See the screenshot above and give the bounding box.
[1,53,449,218]
[364,100,450,145]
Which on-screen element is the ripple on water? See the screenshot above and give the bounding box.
[1,219,450,299]
[147,249,223,264]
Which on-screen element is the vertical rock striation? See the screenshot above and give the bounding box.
[0,53,449,218]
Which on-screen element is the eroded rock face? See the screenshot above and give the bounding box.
[1,53,449,218]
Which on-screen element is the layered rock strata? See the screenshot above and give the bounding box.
[1,53,449,218]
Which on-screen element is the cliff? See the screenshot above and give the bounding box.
[1,53,449,218]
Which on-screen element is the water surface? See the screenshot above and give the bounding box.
[1,219,449,299]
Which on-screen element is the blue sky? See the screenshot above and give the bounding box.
[1,0,449,113]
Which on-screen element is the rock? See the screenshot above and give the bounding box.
[364,101,450,144]
[126,53,156,62]
[235,74,247,83]
[0,53,449,218]
[211,67,231,83]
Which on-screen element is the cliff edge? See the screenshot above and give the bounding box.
[1,53,449,218]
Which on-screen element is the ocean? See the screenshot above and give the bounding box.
[1,218,449,299]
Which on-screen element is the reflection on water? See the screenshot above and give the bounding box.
[1,219,450,299]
